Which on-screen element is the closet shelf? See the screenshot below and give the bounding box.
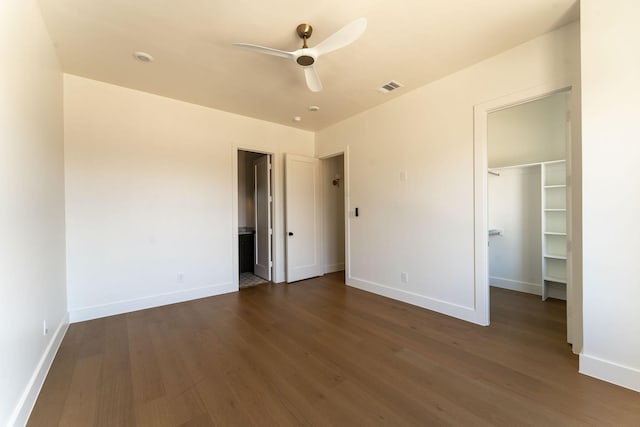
[542,160,567,301]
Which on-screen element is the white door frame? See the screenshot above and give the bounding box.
[474,84,576,336]
[318,148,350,280]
[232,148,275,289]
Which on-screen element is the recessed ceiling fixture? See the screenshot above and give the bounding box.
[377,80,403,93]
[308,105,320,112]
[133,51,154,63]
[292,116,302,122]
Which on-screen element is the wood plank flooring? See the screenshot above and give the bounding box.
[28,272,640,426]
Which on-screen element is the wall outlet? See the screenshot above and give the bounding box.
[177,272,184,283]
[43,320,48,336]
[401,272,409,283]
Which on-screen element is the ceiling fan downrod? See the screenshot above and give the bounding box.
[296,23,313,48]
[295,24,315,66]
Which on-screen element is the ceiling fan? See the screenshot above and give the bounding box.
[233,18,367,92]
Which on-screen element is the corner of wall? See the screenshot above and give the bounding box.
[9,313,69,427]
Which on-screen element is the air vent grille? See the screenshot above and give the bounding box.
[377,80,403,93]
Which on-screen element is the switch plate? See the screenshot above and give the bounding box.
[401,272,409,283]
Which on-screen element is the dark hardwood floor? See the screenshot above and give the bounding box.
[28,272,640,426]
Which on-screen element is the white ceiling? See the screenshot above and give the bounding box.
[37,0,579,131]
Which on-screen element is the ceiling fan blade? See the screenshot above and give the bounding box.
[313,18,367,57]
[304,66,323,92]
[232,43,294,59]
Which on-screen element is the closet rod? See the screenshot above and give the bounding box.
[488,170,500,176]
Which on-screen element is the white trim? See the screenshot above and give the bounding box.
[325,263,345,274]
[580,353,640,392]
[490,277,542,296]
[473,83,573,329]
[231,146,240,290]
[69,282,235,323]
[344,147,351,283]
[346,276,478,323]
[9,312,69,427]
[473,98,490,326]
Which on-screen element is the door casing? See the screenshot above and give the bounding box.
[473,83,580,353]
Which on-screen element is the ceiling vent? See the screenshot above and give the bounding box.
[377,80,403,93]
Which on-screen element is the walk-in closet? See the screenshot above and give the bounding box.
[488,91,570,301]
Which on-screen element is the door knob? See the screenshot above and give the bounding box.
[288,232,294,236]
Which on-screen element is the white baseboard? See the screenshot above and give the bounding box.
[324,263,345,274]
[580,353,640,392]
[69,282,236,323]
[9,312,69,427]
[347,276,480,325]
[490,277,542,296]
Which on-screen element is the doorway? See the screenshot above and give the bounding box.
[321,154,346,275]
[485,90,574,342]
[237,150,273,288]
[283,152,347,283]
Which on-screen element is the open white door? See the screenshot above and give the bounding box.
[254,155,272,281]
[285,154,322,282]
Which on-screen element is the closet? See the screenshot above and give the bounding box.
[487,91,569,301]
[488,160,566,300]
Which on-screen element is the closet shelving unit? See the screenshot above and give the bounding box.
[541,160,567,300]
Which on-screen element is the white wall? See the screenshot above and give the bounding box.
[0,1,68,425]
[316,22,580,324]
[580,0,640,392]
[322,155,345,273]
[488,92,568,168]
[488,166,542,294]
[64,75,313,322]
